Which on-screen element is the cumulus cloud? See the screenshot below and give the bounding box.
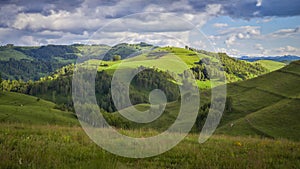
[0,4,24,27]
[256,0,263,7]
[12,9,104,34]
[2,0,224,46]
[254,43,263,50]
[275,46,299,54]
[0,0,299,56]
[219,26,261,47]
[254,43,268,55]
[217,48,240,57]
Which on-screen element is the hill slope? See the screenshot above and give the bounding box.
[0,91,78,125]
[98,46,269,85]
[104,61,300,141]
[216,61,300,141]
[253,60,286,72]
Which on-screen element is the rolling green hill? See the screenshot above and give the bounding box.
[100,61,300,141]
[253,60,286,72]
[97,46,269,86]
[0,91,78,126]
[216,61,300,141]
[102,42,155,60]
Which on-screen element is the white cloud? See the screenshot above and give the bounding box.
[19,36,43,46]
[256,18,272,23]
[7,1,223,46]
[254,43,268,55]
[225,36,236,47]
[12,9,104,33]
[190,40,207,49]
[256,0,263,7]
[275,45,299,54]
[219,26,261,47]
[269,27,300,38]
[254,43,263,50]
[213,23,228,28]
[219,26,261,36]
[217,48,240,57]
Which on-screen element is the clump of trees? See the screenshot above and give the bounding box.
[0,65,180,113]
[184,46,268,82]
[113,55,121,61]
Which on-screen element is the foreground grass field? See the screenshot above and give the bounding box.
[1,123,300,169]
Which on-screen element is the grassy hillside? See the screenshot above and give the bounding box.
[0,91,78,126]
[253,60,286,71]
[103,61,300,141]
[74,44,110,57]
[1,123,299,168]
[102,42,155,60]
[96,46,269,88]
[216,61,300,141]
[0,47,32,61]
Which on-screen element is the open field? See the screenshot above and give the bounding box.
[1,123,300,169]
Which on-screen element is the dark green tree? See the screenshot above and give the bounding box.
[226,96,233,112]
[113,55,121,61]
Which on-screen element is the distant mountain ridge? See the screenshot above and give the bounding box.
[239,55,300,62]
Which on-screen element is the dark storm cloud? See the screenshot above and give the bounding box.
[0,0,83,13]
[1,0,300,21]
[259,0,300,17]
[0,0,300,46]
[188,0,300,18]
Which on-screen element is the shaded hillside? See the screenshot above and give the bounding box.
[0,45,80,81]
[216,61,300,141]
[103,61,300,141]
[102,42,155,60]
[0,44,109,81]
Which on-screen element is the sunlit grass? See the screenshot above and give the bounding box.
[1,123,299,169]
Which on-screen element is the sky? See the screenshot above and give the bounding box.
[0,0,299,56]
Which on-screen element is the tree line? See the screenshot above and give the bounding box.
[0,65,180,113]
